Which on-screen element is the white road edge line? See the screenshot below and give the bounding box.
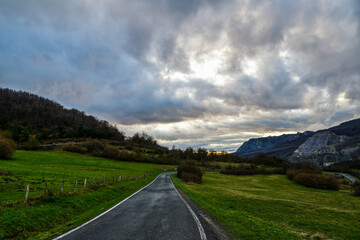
[53,173,163,240]
[170,175,207,240]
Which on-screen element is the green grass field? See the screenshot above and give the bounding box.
[0,150,173,204]
[0,150,174,239]
[172,173,360,240]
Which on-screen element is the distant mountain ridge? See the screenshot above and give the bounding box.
[234,118,360,165]
[235,131,314,158]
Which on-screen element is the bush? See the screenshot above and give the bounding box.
[221,164,285,176]
[177,164,203,183]
[0,139,16,159]
[181,172,202,183]
[353,182,360,197]
[290,161,320,172]
[26,135,40,150]
[117,150,136,161]
[286,169,298,180]
[102,145,119,159]
[251,153,287,166]
[83,140,105,152]
[293,172,340,190]
[63,144,87,153]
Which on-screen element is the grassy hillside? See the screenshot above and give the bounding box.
[172,173,360,240]
[0,151,174,239]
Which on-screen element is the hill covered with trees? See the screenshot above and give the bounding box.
[0,88,239,164]
[0,88,125,142]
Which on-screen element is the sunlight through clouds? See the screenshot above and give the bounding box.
[1,0,360,151]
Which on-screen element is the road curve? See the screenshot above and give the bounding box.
[54,172,218,240]
[334,172,359,183]
[323,171,359,183]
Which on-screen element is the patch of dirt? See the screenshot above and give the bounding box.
[0,171,13,176]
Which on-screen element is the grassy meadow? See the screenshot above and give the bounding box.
[0,150,173,204]
[0,150,174,239]
[172,173,360,240]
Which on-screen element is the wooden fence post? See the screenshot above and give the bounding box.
[25,184,30,203]
[84,178,87,190]
[44,180,47,195]
[74,180,77,192]
[61,181,64,193]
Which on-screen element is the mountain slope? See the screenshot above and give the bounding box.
[235,132,314,158]
[234,118,360,164]
[322,118,360,136]
[0,88,125,142]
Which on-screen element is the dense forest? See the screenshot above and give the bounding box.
[0,88,125,142]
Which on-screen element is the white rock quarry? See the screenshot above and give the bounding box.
[296,131,347,156]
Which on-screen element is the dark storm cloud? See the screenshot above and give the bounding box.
[1,0,360,151]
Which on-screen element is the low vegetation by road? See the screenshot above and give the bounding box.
[0,150,174,239]
[172,173,360,240]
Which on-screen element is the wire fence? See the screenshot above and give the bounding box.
[21,169,168,203]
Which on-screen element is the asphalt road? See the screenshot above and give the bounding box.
[323,171,359,183]
[54,172,221,240]
[334,172,359,183]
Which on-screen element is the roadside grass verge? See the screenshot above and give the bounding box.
[172,173,360,240]
[0,150,173,204]
[1,174,159,239]
[0,150,174,239]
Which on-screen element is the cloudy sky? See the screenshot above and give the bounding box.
[1,0,360,152]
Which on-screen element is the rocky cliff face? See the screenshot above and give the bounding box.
[235,132,313,158]
[233,118,360,165]
[295,132,347,156]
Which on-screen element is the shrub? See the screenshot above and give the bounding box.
[63,144,87,153]
[0,130,13,139]
[102,145,119,159]
[177,164,203,183]
[84,140,105,152]
[293,172,340,190]
[286,169,298,180]
[26,135,40,150]
[221,164,285,176]
[251,153,287,166]
[0,139,16,159]
[134,153,151,162]
[117,150,136,161]
[181,172,202,183]
[290,161,320,172]
[353,182,360,197]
